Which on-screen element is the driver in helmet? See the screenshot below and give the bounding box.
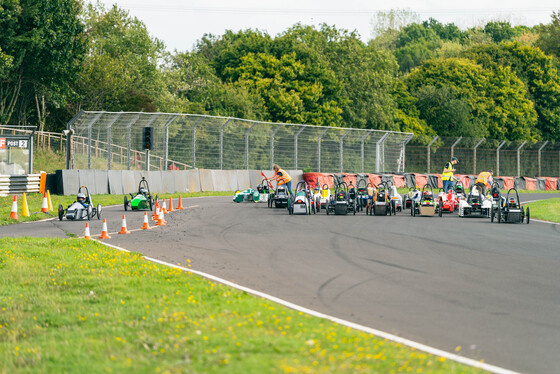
[139,187,147,196]
[77,192,88,207]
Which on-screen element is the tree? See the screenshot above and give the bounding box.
[422,18,463,41]
[536,11,560,58]
[370,9,420,50]
[74,3,166,113]
[484,21,515,43]
[463,42,560,140]
[0,47,12,78]
[394,23,442,72]
[0,0,86,129]
[406,58,538,140]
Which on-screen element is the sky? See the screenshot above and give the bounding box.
[93,0,559,52]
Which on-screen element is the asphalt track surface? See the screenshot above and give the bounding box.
[2,193,559,374]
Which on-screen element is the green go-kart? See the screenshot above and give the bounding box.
[124,177,156,211]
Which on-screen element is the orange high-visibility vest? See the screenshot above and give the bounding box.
[476,172,491,186]
[276,168,292,185]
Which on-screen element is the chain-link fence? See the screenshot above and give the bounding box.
[406,136,560,177]
[67,111,414,173]
[64,111,560,176]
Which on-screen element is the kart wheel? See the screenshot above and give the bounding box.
[412,201,416,217]
[391,200,396,215]
[149,198,153,211]
[491,207,495,222]
[87,205,92,220]
[438,199,443,217]
[497,206,502,223]
[526,207,530,224]
[387,205,391,216]
[124,196,128,211]
[97,204,102,219]
[58,204,64,221]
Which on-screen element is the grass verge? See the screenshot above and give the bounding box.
[0,192,233,227]
[0,238,484,373]
[524,198,560,223]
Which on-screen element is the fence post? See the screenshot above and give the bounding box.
[427,135,439,174]
[86,113,103,170]
[162,115,177,171]
[517,141,527,176]
[219,118,232,170]
[473,138,485,175]
[340,130,350,173]
[376,133,390,173]
[450,137,462,159]
[400,134,414,173]
[294,126,306,170]
[245,122,258,170]
[538,141,549,177]
[317,128,329,173]
[360,131,373,173]
[192,117,204,169]
[496,141,506,176]
[105,113,122,171]
[270,124,283,169]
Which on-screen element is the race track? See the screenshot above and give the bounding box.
[2,193,559,374]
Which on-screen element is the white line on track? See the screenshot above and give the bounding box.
[95,240,521,374]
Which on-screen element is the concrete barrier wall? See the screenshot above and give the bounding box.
[49,169,560,195]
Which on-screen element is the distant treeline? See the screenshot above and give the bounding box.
[1,2,560,141]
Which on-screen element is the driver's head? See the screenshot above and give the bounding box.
[139,187,147,194]
[77,193,86,203]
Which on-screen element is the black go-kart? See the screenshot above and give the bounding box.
[58,186,102,221]
[347,181,358,214]
[268,184,291,208]
[371,181,393,216]
[491,188,530,224]
[326,181,355,215]
[356,179,370,212]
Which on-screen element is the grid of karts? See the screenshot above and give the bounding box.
[234,174,530,223]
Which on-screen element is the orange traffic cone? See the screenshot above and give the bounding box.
[168,197,175,212]
[152,201,159,220]
[84,222,92,239]
[162,200,168,214]
[141,211,151,230]
[176,195,184,210]
[99,219,111,239]
[118,214,131,234]
[9,195,18,220]
[40,192,49,213]
[156,208,166,226]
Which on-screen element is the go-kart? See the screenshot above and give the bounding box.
[347,181,358,214]
[256,179,272,202]
[310,178,324,213]
[411,184,442,217]
[125,177,155,210]
[326,181,354,215]
[364,183,376,215]
[58,186,102,221]
[437,188,458,213]
[370,182,393,216]
[268,184,291,208]
[389,184,403,213]
[356,179,370,213]
[402,187,420,209]
[289,181,315,215]
[490,188,530,224]
[233,188,260,203]
[454,180,467,204]
[458,185,491,218]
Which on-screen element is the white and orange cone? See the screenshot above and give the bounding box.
[162,200,168,214]
[156,207,166,226]
[9,195,18,220]
[141,211,151,230]
[118,214,130,234]
[40,192,49,213]
[176,195,184,210]
[152,201,159,220]
[84,222,92,239]
[168,197,175,212]
[99,218,111,239]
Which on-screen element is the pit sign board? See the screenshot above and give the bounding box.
[0,138,28,149]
